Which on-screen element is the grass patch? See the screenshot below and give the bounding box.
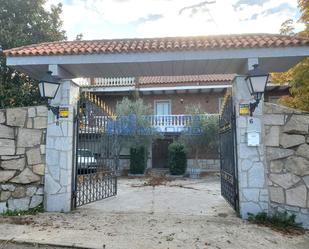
[1,204,44,217]
[248,211,305,235]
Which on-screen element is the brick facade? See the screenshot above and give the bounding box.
[98,91,226,115]
[98,90,289,115]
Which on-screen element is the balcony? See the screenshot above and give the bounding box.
[144,115,218,133]
[79,114,219,134]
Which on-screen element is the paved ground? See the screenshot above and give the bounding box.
[0,175,308,249]
[0,241,66,249]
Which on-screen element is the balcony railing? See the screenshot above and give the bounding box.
[74,77,135,87]
[79,114,219,134]
[145,114,219,132]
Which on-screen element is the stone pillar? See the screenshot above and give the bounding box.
[233,76,269,218]
[44,80,79,212]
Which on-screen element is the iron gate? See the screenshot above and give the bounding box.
[72,93,117,208]
[219,95,239,212]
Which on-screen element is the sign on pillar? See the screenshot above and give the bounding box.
[247,117,261,147]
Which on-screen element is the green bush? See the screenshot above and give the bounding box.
[130,146,147,174]
[248,211,300,228]
[168,142,187,175]
[1,204,44,216]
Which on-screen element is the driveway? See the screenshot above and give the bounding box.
[84,175,231,216]
[0,175,308,249]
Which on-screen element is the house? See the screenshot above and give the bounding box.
[74,74,290,173]
[3,33,297,174]
[4,33,309,214]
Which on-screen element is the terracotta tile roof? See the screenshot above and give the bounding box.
[138,74,235,86]
[4,34,309,57]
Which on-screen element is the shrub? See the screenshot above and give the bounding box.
[168,142,187,175]
[248,211,300,228]
[130,146,147,174]
[1,204,44,216]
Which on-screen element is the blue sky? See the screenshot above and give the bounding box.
[46,0,303,40]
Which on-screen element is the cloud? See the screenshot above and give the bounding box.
[131,14,164,25]
[45,0,301,40]
[241,2,297,22]
[247,13,258,20]
[179,1,216,15]
[261,3,295,16]
[233,0,269,11]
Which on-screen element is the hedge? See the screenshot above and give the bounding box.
[130,146,147,174]
[168,142,187,175]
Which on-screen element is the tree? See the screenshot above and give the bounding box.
[179,104,219,168]
[75,33,83,41]
[279,19,295,36]
[111,97,158,173]
[0,0,66,108]
[272,0,309,111]
[298,0,309,37]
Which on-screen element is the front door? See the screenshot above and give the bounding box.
[152,139,173,168]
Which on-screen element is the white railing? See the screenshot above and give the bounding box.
[145,115,193,127]
[73,77,135,87]
[145,114,219,132]
[79,114,219,133]
[95,77,135,86]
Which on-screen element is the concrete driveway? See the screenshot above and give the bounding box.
[0,175,308,249]
[84,175,232,216]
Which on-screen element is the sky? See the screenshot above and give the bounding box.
[45,0,303,40]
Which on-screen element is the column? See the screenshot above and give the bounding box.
[233,76,269,218]
[44,80,79,212]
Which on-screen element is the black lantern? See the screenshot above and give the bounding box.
[245,64,269,116]
[39,71,60,118]
[39,71,60,99]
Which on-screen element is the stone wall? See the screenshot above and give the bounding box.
[264,102,309,228]
[0,106,47,212]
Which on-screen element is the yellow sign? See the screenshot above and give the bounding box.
[239,104,249,115]
[59,107,69,118]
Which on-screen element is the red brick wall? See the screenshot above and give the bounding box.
[98,91,226,114]
[97,89,290,114]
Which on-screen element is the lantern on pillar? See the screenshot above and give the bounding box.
[245,64,269,116]
[39,71,61,118]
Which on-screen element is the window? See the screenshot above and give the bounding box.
[155,100,171,115]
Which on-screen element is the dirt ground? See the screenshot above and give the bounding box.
[0,175,308,249]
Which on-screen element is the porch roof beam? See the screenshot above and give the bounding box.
[6,46,309,80]
[7,47,308,66]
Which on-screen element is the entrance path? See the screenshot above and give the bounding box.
[0,175,308,249]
